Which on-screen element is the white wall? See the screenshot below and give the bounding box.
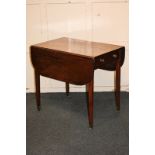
[26,0,129,92]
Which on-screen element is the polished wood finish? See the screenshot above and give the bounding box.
[30,37,125,128]
[33,37,124,58]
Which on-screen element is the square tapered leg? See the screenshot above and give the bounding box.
[66,82,69,96]
[115,60,121,111]
[34,70,40,111]
[87,79,94,128]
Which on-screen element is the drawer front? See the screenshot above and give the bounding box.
[94,47,125,71]
[31,46,94,85]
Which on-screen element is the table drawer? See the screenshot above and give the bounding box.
[94,47,125,71]
[31,46,94,85]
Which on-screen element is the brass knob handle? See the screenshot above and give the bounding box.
[100,58,104,62]
[112,54,117,58]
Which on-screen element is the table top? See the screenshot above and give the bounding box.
[32,37,123,58]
